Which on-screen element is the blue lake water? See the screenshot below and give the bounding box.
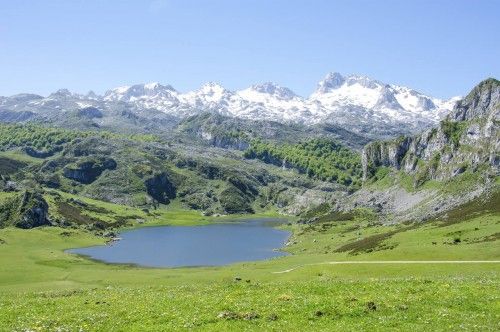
[68,218,291,268]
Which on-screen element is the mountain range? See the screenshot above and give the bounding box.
[0,72,459,139]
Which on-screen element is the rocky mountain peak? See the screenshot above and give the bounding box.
[451,78,500,122]
[316,72,345,93]
[199,82,228,94]
[250,82,297,100]
[49,89,73,99]
[104,82,178,102]
[85,90,99,100]
[344,75,381,89]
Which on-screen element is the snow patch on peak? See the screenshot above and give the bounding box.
[113,85,131,94]
[181,82,232,106]
[199,82,228,94]
[144,82,161,90]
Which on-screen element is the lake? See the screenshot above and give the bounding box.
[68,218,291,268]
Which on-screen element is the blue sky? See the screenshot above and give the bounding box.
[0,0,498,98]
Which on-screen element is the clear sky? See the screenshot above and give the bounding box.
[0,0,498,98]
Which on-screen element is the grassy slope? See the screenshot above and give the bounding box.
[2,278,497,331]
[0,192,499,331]
[0,150,45,165]
[44,189,214,227]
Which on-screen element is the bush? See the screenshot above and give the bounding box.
[440,120,467,146]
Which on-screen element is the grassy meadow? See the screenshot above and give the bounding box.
[0,191,499,331]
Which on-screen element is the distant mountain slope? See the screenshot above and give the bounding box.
[0,72,458,139]
[176,112,371,151]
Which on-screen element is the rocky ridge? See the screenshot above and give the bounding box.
[346,78,500,222]
[362,78,499,182]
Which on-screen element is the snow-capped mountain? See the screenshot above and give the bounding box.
[310,73,458,120]
[0,72,460,138]
[307,73,460,136]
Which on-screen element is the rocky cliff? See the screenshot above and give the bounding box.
[362,78,499,183]
[0,191,50,229]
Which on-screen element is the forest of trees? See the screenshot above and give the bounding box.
[243,138,362,187]
[0,124,158,152]
[0,124,90,151]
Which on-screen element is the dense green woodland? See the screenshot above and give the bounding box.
[0,124,99,151]
[0,123,158,151]
[244,138,362,187]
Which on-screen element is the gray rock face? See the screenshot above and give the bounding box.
[362,78,500,181]
[198,128,250,151]
[361,137,412,179]
[15,191,50,229]
[451,80,500,121]
[212,136,250,150]
[77,107,103,119]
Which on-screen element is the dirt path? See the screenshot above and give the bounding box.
[272,260,500,274]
